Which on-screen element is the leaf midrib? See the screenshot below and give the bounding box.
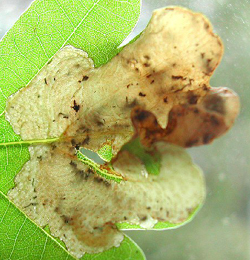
[0,130,134,147]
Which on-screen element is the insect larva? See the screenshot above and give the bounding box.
[76,149,124,183]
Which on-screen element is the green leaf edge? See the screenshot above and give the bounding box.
[83,235,146,260]
[0,190,75,259]
[116,204,203,230]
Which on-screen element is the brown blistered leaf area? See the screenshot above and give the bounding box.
[6,7,238,258]
[132,87,239,147]
[7,7,239,155]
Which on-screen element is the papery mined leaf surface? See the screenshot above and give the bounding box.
[0,0,142,259]
[0,4,239,260]
[0,191,145,260]
[8,141,205,257]
[6,7,239,160]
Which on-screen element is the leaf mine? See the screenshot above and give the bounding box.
[8,142,205,257]
[5,6,239,258]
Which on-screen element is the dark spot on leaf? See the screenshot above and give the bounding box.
[139,92,146,97]
[134,110,150,122]
[188,94,198,104]
[61,215,72,224]
[165,110,177,135]
[193,108,199,114]
[69,161,77,168]
[203,133,214,144]
[172,75,186,80]
[203,84,209,91]
[163,97,168,103]
[210,115,220,125]
[104,181,111,187]
[72,100,80,112]
[58,112,69,119]
[95,116,104,126]
[94,177,103,183]
[37,156,42,161]
[76,170,90,180]
[51,144,56,150]
[125,98,138,108]
[82,75,89,81]
[24,202,38,208]
[204,23,210,30]
[82,136,90,146]
[204,95,225,114]
[186,139,199,147]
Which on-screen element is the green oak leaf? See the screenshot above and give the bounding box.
[0,1,207,259]
[0,0,144,259]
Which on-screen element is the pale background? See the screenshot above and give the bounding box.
[0,0,249,259]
